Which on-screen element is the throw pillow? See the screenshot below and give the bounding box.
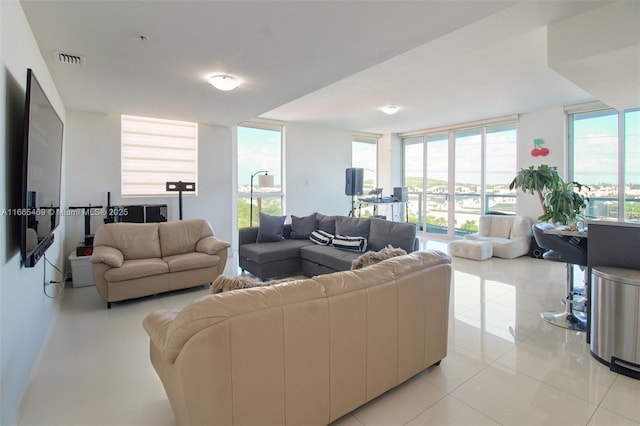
[351,245,407,270]
[335,216,371,239]
[332,234,367,252]
[290,213,317,239]
[256,213,286,242]
[316,213,336,234]
[367,218,417,252]
[310,230,333,246]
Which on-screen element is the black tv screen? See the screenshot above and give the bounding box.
[21,68,64,268]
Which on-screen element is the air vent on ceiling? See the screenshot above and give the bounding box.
[54,51,85,66]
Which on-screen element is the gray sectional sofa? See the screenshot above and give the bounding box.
[239,213,418,280]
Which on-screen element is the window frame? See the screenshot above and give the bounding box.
[236,120,284,227]
[567,102,640,221]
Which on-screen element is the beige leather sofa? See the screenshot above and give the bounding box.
[91,219,230,308]
[143,250,452,426]
[463,214,532,259]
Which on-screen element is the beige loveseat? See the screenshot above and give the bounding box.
[143,250,451,425]
[91,219,230,308]
[463,214,532,259]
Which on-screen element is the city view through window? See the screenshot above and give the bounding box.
[237,125,282,228]
[572,108,640,221]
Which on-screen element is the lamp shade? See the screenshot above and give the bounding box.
[258,174,274,188]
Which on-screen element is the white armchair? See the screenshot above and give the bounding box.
[464,215,532,259]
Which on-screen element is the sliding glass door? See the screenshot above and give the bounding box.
[425,134,449,234]
[403,121,517,237]
[454,129,482,235]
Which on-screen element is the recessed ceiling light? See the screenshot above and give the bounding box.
[208,74,240,91]
[380,105,400,115]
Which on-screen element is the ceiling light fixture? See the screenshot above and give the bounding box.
[380,105,400,115]
[208,74,240,91]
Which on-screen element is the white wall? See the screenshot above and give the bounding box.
[64,111,235,267]
[516,106,566,222]
[284,122,352,216]
[1,1,67,424]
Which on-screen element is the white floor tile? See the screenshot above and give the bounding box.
[451,364,598,425]
[599,375,640,422]
[351,376,446,426]
[407,395,501,426]
[17,239,640,426]
[588,407,640,426]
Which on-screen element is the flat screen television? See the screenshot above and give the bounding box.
[21,68,64,268]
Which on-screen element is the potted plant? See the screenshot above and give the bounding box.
[541,180,589,226]
[509,165,589,226]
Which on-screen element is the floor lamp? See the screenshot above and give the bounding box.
[250,171,274,227]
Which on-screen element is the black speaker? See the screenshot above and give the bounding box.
[122,205,145,223]
[345,168,364,196]
[529,238,548,259]
[145,204,168,223]
[393,187,408,202]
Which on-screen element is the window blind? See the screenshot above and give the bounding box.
[121,115,198,196]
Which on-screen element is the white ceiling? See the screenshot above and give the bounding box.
[20,0,632,134]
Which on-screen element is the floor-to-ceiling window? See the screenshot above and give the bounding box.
[454,128,482,234]
[351,137,377,193]
[425,133,449,233]
[624,110,640,221]
[403,136,424,228]
[237,122,283,228]
[402,118,517,237]
[352,135,378,217]
[485,123,517,215]
[569,105,639,221]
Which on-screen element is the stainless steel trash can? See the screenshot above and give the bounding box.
[590,267,640,379]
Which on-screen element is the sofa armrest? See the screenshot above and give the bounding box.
[143,308,182,363]
[196,237,230,255]
[143,302,228,364]
[238,227,259,245]
[90,246,124,268]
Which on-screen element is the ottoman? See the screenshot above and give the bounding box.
[449,240,493,261]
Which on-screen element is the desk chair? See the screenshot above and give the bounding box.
[532,222,588,331]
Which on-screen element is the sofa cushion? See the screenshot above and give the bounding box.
[490,217,513,239]
[316,213,336,234]
[511,216,532,238]
[300,244,362,271]
[93,222,161,260]
[163,252,220,273]
[368,219,416,252]
[335,216,371,239]
[159,219,214,257]
[290,213,317,239]
[332,235,367,252]
[256,213,286,242]
[104,258,169,283]
[240,239,314,264]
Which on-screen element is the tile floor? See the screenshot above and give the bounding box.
[18,239,640,426]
